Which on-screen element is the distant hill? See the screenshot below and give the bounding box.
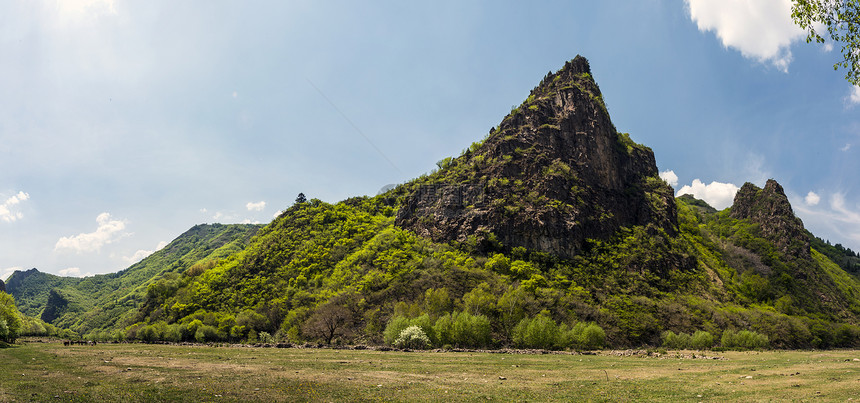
[5,223,261,335]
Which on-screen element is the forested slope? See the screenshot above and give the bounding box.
[6,223,261,336]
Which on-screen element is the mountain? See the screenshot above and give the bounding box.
[6,223,261,335]
[21,56,860,349]
[0,278,5,293]
[396,56,676,260]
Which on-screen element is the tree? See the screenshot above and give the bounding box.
[295,193,307,204]
[0,292,22,344]
[303,301,352,344]
[792,0,860,85]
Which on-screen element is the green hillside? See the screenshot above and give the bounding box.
[118,189,858,348]
[5,223,261,336]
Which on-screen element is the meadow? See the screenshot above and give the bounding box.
[0,340,858,402]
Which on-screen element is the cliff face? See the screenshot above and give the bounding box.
[396,56,677,259]
[730,179,810,260]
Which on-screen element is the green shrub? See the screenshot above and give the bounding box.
[394,326,431,350]
[661,330,692,349]
[690,331,714,350]
[384,314,437,346]
[195,325,220,343]
[721,329,769,350]
[513,314,559,349]
[434,311,491,348]
[578,323,606,350]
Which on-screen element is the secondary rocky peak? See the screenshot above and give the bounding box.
[730,179,810,259]
[395,56,678,260]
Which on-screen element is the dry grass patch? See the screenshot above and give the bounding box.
[1,342,858,401]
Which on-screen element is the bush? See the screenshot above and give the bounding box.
[661,331,692,349]
[721,329,769,350]
[578,323,606,350]
[513,314,559,349]
[195,325,221,343]
[394,326,431,350]
[434,311,491,348]
[384,315,437,346]
[690,331,714,350]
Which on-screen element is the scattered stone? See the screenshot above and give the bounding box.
[498,376,507,380]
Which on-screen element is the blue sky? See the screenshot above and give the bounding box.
[2,0,859,278]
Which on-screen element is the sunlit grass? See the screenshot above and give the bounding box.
[0,341,858,402]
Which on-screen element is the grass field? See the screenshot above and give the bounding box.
[0,341,858,402]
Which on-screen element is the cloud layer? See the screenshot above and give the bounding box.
[685,0,805,72]
[795,193,860,250]
[677,179,741,210]
[55,212,127,253]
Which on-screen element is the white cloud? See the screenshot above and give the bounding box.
[55,212,128,253]
[659,170,679,187]
[685,0,806,72]
[57,267,93,278]
[0,191,30,223]
[823,42,834,52]
[805,191,821,206]
[848,86,860,106]
[842,143,852,152]
[241,219,261,224]
[122,240,168,264]
[246,201,266,211]
[677,179,741,210]
[273,210,283,218]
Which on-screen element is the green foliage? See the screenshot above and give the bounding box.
[0,292,22,343]
[512,313,559,349]
[434,311,491,349]
[195,324,221,343]
[394,325,431,350]
[690,330,715,350]
[791,0,860,86]
[661,330,692,349]
[721,329,769,350]
[576,323,606,350]
[383,316,412,345]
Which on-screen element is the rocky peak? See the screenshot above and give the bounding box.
[730,179,810,259]
[395,56,677,260]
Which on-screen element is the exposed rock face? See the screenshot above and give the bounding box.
[0,278,5,293]
[396,56,677,259]
[730,179,810,260]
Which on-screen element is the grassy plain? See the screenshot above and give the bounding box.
[0,340,858,402]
